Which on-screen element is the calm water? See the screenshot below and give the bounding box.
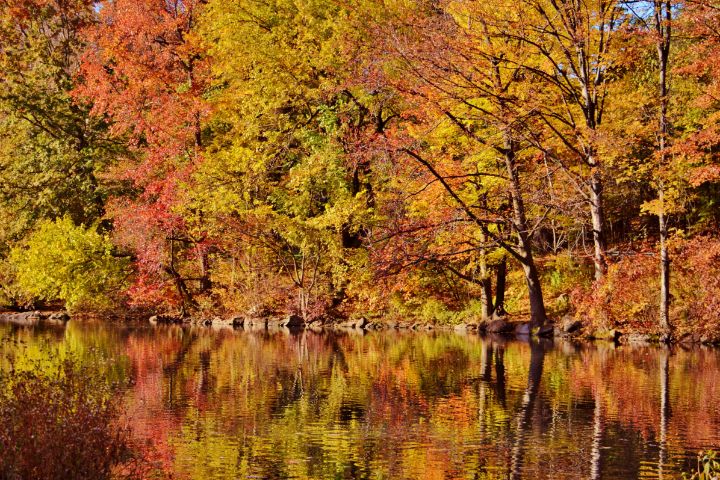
[1,320,719,479]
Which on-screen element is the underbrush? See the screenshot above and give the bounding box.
[571,236,720,338]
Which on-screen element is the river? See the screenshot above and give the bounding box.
[1,319,719,479]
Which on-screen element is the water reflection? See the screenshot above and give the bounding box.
[1,320,719,479]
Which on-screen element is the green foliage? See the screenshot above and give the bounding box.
[683,451,720,480]
[8,217,129,312]
[542,254,591,316]
[183,0,377,317]
[419,298,458,325]
[0,0,115,250]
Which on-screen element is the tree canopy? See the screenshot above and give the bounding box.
[0,0,719,337]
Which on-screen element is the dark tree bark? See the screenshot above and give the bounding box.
[494,256,507,317]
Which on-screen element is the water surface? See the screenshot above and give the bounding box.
[1,320,719,479]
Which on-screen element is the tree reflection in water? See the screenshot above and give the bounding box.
[1,320,719,479]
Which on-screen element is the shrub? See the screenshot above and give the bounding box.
[8,217,130,312]
[683,450,720,480]
[572,236,720,337]
[419,298,459,325]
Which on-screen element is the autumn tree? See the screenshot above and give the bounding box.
[0,0,122,306]
[189,0,382,318]
[676,0,720,188]
[76,0,210,312]
[476,0,630,281]
[351,0,555,326]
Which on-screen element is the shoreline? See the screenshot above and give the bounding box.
[2,309,714,347]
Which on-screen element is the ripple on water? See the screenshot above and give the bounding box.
[1,320,720,479]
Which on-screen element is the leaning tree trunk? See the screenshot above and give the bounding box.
[503,136,547,328]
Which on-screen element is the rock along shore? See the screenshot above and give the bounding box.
[0,310,70,326]
[147,312,717,345]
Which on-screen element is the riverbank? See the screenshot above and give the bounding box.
[143,312,719,346]
[3,307,717,347]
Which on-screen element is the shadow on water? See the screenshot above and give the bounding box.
[1,319,719,479]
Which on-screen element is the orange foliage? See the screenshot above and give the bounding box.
[572,237,720,337]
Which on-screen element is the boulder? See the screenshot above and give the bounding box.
[560,315,582,334]
[229,316,245,328]
[354,317,369,329]
[535,324,555,338]
[515,323,531,336]
[0,311,45,326]
[148,314,184,325]
[47,311,70,322]
[410,322,434,331]
[486,319,513,333]
[589,328,620,341]
[338,317,368,329]
[279,314,305,328]
[366,322,387,331]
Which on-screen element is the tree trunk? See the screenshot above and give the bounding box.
[199,252,211,292]
[479,231,495,321]
[494,256,507,317]
[589,169,607,281]
[656,0,672,336]
[517,260,545,325]
[167,236,196,314]
[659,201,670,332]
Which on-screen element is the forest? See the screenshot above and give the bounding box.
[1,0,719,340]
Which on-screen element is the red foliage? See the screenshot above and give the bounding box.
[75,0,210,307]
[0,360,131,479]
[572,237,720,337]
[675,0,720,186]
